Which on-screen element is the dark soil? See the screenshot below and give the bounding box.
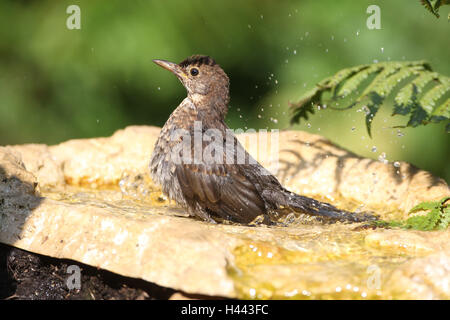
[0,243,176,300]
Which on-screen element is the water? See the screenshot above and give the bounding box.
[227,223,417,300]
[38,174,443,300]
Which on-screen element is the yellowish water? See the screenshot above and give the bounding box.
[227,228,413,299]
[39,179,438,300]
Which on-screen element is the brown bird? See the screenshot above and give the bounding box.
[150,55,376,224]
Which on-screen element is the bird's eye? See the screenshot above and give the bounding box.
[190,68,199,76]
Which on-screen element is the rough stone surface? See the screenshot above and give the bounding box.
[386,252,450,299]
[0,126,449,299]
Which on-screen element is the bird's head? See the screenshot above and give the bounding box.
[153,55,230,105]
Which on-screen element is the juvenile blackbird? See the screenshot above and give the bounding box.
[150,55,376,224]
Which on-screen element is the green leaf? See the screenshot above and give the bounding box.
[328,64,367,90]
[421,0,440,17]
[420,82,450,114]
[290,61,450,135]
[365,93,384,137]
[420,0,450,18]
[431,98,450,118]
[372,66,421,98]
[409,200,439,212]
[337,65,380,98]
[407,104,429,127]
[368,197,449,231]
[394,72,438,109]
[404,197,450,231]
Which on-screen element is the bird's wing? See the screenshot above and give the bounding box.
[174,133,268,223]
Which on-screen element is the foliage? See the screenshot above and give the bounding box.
[289,61,450,137]
[420,0,450,18]
[380,197,450,231]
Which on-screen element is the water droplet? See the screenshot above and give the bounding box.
[351,126,356,132]
[157,87,161,90]
[397,130,404,137]
[378,152,388,164]
[394,161,400,168]
[307,123,311,128]
[371,146,377,152]
[362,106,371,115]
[293,50,297,55]
[260,14,264,19]
[248,24,252,29]
[257,114,262,118]
[381,47,384,53]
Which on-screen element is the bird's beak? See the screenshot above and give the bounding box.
[153,59,187,80]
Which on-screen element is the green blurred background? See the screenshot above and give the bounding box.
[0,0,449,182]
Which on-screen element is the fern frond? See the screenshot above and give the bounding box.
[337,65,380,97]
[421,0,440,17]
[290,60,450,135]
[420,82,450,114]
[438,203,450,229]
[405,197,450,230]
[431,98,450,118]
[385,197,450,231]
[327,64,369,96]
[359,63,402,97]
[420,0,450,18]
[394,72,438,108]
[371,66,423,98]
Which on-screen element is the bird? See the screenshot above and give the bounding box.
[150,55,377,225]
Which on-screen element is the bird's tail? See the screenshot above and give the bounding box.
[280,190,377,223]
